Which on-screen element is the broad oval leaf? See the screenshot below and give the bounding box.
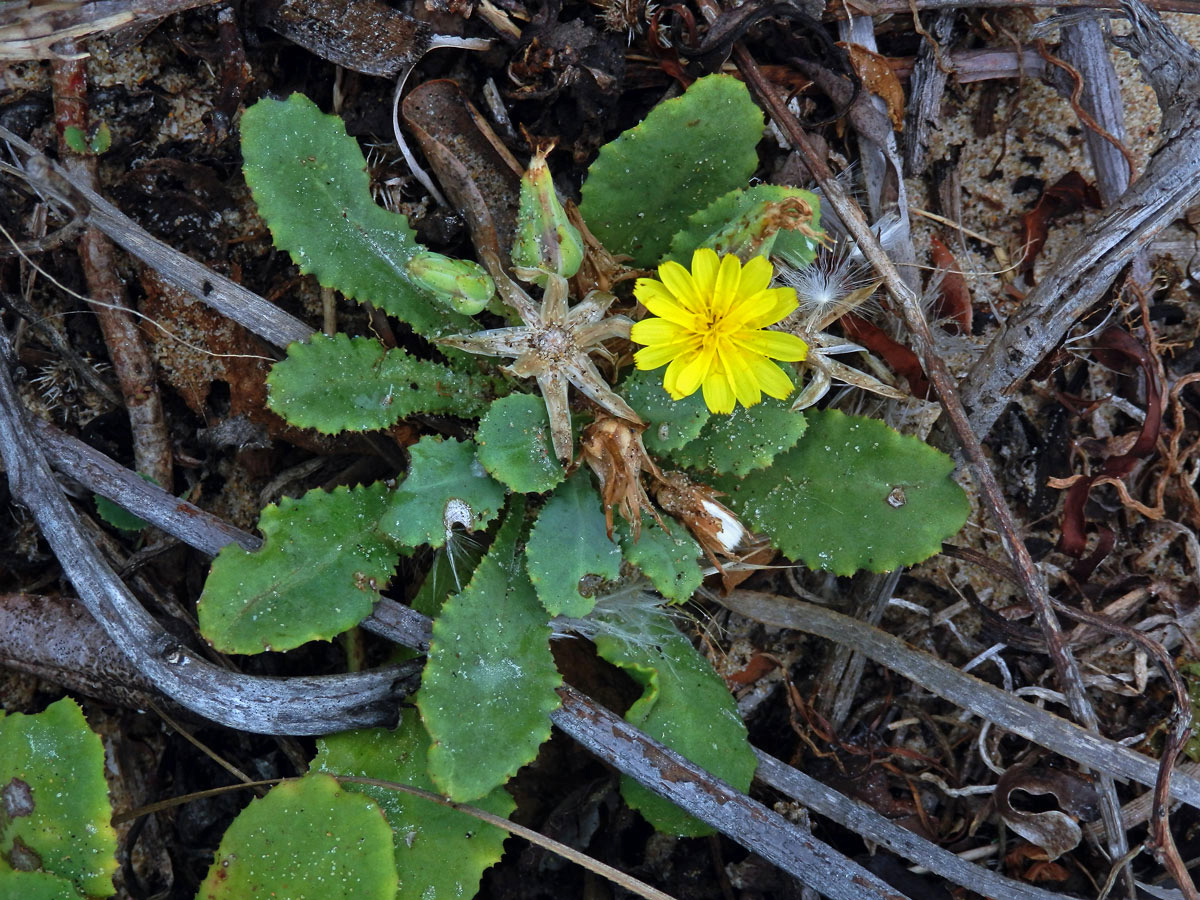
[616,516,703,603]
[526,471,622,617]
[668,394,807,476]
[380,437,506,549]
[716,409,970,574]
[592,608,756,837]
[475,393,564,494]
[666,184,824,265]
[579,74,764,267]
[316,713,514,900]
[240,93,471,338]
[622,369,710,455]
[0,870,86,900]
[199,482,397,653]
[197,774,397,900]
[419,501,563,802]
[267,333,491,433]
[0,698,117,897]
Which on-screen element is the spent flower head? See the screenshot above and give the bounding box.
[629,249,808,414]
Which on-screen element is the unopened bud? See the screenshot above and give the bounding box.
[407,251,494,315]
[513,150,584,284]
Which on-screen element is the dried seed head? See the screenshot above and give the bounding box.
[651,470,750,568]
[580,415,664,540]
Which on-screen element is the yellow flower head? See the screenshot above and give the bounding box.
[629,249,809,414]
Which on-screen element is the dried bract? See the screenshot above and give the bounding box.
[580,415,664,540]
[440,272,642,463]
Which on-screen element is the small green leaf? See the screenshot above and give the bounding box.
[94,472,158,532]
[666,184,823,264]
[668,394,807,476]
[475,393,564,494]
[0,698,117,897]
[420,501,563,801]
[526,471,622,617]
[267,333,491,433]
[716,409,970,574]
[316,713,514,900]
[89,121,111,155]
[197,774,397,900]
[62,126,90,155]
[616,516,703,603]
[773,224,822,270]
[94,496,148,532]
[240,93,471,338]
[381,437,506,549]
[198,482,397,653]
[592,608,756,837]
[622,369,710,455]
[579,75,764,267]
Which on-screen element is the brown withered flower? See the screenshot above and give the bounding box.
[651,470,755,570]
[580,415,665,541]
[439,270,642,464]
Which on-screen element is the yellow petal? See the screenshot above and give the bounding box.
[663,354,692,398]
[738,255,774,298]
[635,340,691,370]
[721,348,762,408]
[744,354,796,399]
[690,248,720,299]
[674,346,715,397]
[741,287,799,329]
[656,259,704,314]
[735,329,809,361]
[711,253,743,318]
[701,369,736,414]
[634,279,700,328]
[631,317,688,346]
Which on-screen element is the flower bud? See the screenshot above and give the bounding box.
[513,149,584,284]
[406,251,494,315]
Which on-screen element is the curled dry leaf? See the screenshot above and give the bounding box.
[1056,326,1165,578]
[840,42,906,132]
[994,763,1100,861]
[1018,171,1101,283]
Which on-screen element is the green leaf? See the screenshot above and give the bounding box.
[0,870,86,900]
[526,471,622,617]
[316,713,514,900]
[773,224,822,270]
[616,516,703,603]
[419,501,562,801]
[666,184,823,264]
[716,409,970,574]
[62,126,90,155]
[475,393,565,494]
[197,774,397,900]
[198,482,397,653]
[592,609,756,837]
[94,496,148,532]
[381,437,506,549]
[622,369,710,455]
[579,75,764,267]
[668,394,807,476]
[240,93,471,338]
[94,472,158,532]
[267,333,491,433]
[0,698,117,897]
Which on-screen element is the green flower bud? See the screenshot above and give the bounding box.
[513,150,584,284]
[406,251,494,315]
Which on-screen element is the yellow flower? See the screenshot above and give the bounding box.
[630,249,809,414]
